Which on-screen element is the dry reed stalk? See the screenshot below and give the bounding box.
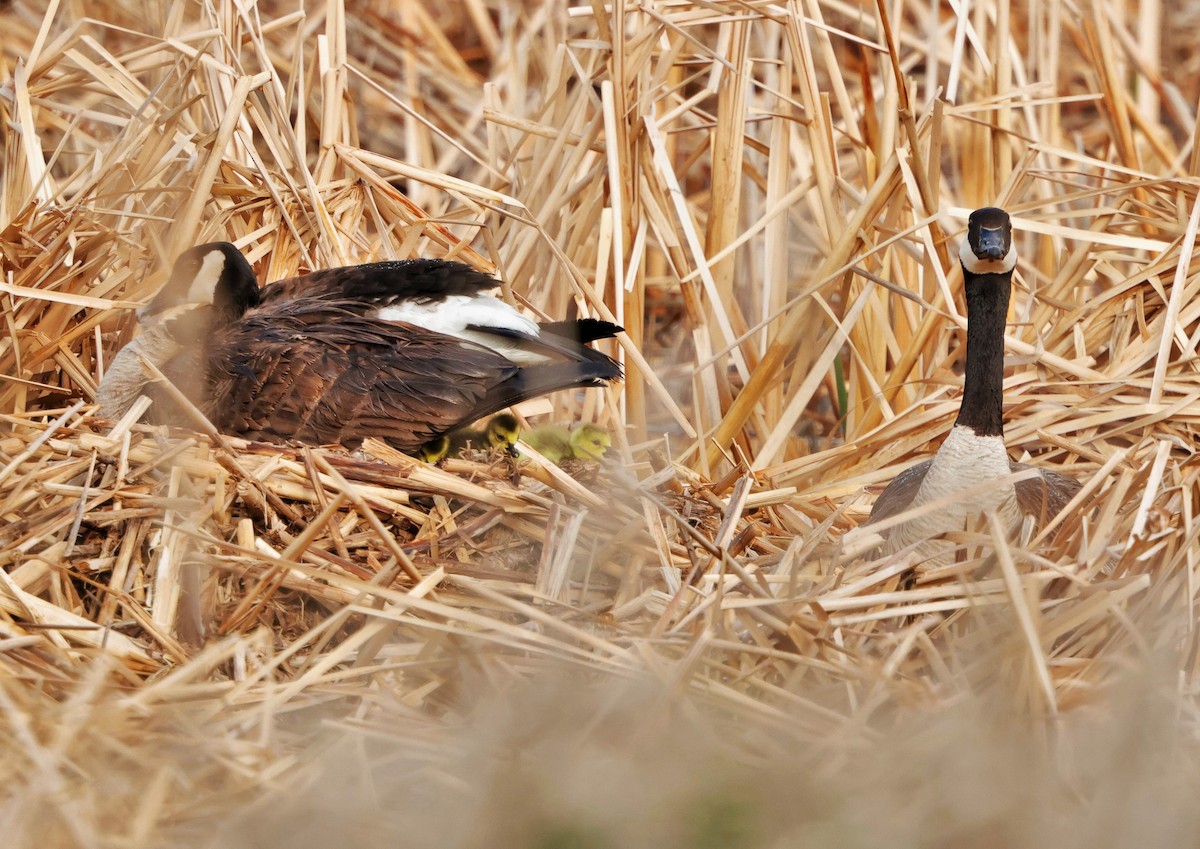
[1,0,1199,844]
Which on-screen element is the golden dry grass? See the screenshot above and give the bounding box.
[2,0,1199,846]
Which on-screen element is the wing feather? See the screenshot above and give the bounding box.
[865,459,934,526]
[1013,464,1081,525]
[866,458,1079,531]
[205,299,521,449]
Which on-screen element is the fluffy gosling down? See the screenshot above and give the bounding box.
[95,244,623,452]
[521,423,612,463]
[417,417,609,465]
[851,207,1081,563]
[418,414,520,463]
[449,413,521,455]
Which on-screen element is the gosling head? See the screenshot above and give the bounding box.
[486,414,521,452]
[959,207,1016,276]
[570,424,612,461]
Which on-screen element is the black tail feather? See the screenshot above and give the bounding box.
[467,318,623,365]
[464,359,621,423]
[538,318,623,344]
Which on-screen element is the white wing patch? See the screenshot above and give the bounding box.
[959,236,1017,275]
[185,249,228,305]
[376,295,549,363]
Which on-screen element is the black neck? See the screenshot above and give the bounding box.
[955,269,1011,437]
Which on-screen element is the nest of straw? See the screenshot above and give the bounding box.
[2,0,1198,845]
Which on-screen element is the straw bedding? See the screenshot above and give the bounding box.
[1,1,1198,846]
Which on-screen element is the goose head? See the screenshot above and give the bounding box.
[486,414,521,451]
[959,207,1016,276]
[570,424,612,461]
[139,242,260,325]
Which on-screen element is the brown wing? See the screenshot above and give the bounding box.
[203,299,618,451]
[865,459,933,525]
[204,301,521,450]
[1012,463,1081,527]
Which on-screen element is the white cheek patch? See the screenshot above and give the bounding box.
[959,235,1017,274]
[184,250,227,304]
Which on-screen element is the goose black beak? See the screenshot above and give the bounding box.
[974,228,1009,261]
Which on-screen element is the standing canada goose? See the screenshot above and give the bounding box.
[96,243,623,452]
[863,207,1080,561]
[522,423,612,463]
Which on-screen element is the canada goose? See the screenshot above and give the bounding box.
[863,207,1080,561]
[96,243,623,452]
[522,423,611,463]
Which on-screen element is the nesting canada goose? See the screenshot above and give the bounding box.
[96,243,623,451]
[863,207,1080,560]
[522,423,611,463]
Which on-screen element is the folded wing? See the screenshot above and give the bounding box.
[206,299,617,450]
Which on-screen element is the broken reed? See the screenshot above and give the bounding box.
[0,0,1197,845]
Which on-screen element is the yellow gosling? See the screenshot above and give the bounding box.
[415,435,450,464]
[522,423,612,463]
